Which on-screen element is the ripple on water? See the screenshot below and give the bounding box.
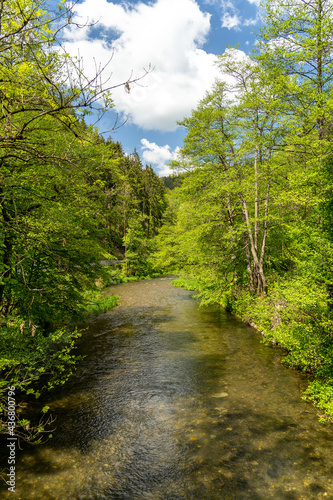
[1,278,332,499]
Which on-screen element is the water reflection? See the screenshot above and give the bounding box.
[1,278,332,499]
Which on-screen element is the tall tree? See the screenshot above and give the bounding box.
[165,53,286,295]
[257,0,333,287]
[0,0,150,319]
[0,0,154,442]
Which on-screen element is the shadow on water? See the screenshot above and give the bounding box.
[0,279,332,499]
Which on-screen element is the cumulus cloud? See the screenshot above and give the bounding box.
[141,139,179,176]
[63,0,220,132]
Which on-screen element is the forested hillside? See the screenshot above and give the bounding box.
[0,0,166,441]
[155,0,333,421]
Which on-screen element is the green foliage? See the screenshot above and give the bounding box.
[0,318,82,393]
[154,3,333,421]
[303,380,333,423]
[0,0,167,444]
[171,278,200,291]
[76,290,118,317]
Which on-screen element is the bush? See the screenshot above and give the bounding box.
[76,290,118,317]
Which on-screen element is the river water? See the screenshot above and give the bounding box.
[1,278,332,499]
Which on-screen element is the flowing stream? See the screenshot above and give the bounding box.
[1,278,333,499]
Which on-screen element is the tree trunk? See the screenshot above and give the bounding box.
[0,197,13,313]
[254,149,259,254]
[242,211,254,293]
[259,181,270,270]
[241,197,268,295]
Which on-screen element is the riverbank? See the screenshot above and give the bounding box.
[171,277,333,423]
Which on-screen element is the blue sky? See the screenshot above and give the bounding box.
[63,0,262,175]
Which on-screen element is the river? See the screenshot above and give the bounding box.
[1,278,332,499]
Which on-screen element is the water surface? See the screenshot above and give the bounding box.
[1,278,332,499]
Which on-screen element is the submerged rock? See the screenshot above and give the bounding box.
[212,392,229,398]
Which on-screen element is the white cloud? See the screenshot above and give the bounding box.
[244,16,258,26]
[63,0,220,132]
[221,13,241,30]
[218,0,261,31]
[141,139,179,176]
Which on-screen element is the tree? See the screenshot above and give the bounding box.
[0,0,152,316]
[258,0,333,153]
[154,1,333,422]
[0,0,153,442]
[257,0,333,291]
[163,52,286,296]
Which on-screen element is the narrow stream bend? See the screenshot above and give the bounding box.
[1,278,332,499]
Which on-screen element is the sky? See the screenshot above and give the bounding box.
[62,0,262,176]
